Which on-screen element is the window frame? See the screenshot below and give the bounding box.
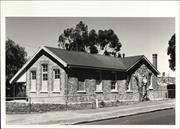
[126,74,131,92]
[52,68,61,93]
[95,71,103,93]
[111,72,118,92]
[77,78,86,93]
[126,74,134,93]
[30,70,37,92]
[42,64,48,72]
[31,71,36,80]
[41,64,48,81]
[148,73,153,90]
[40,63,48,92]
[42,73,48,80]
[54,69,60,79]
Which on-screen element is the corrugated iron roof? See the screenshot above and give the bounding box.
[45,46,143,71]
[10,46,159,83]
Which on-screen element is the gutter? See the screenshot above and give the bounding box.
[68,65,126,72]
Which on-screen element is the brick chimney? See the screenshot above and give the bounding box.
[152,54,157,69]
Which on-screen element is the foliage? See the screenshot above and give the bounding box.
[58,21,122,57]
[6,39,27,97]
[167,34,175,71]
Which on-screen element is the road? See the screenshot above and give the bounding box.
[79,108,175,125]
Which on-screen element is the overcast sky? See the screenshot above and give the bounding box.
[6,17,175,77]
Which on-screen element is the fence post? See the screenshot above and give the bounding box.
[29,97,31,113]
[65,95,68,111]
[95,99,99,108]
[167,89,169,99]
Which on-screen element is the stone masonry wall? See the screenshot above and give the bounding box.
[25,53,165,105]
[26,53,66,104]
[66,68,140,104]
[130,64,167,100]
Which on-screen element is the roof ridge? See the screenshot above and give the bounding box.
[121,55,144,58]
[44,46,144,59]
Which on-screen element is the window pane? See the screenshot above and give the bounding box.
[31,71,36,80]
[42,64,48,72]
[54,69,60,79]
[111,81,116,89]
[111,72,117,90]
[43,74,48,80]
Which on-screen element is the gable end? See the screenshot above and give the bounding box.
[9,47,67,84]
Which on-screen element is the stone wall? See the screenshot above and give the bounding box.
[130,64,168,100]
[6,102,30,113]
[149,86,168,100]
[65,63,164,103]
[128,64,160,101]
[26,52,66,104]
[66,68,140,103]
[6,100,139,114]
[25,53,163,104]
[6,101,67,113]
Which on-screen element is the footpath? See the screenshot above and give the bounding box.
[6,99,175,125]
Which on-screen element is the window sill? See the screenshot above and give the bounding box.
[111,90,118,93]
[148,87,154,90]
[95,90,103,93]
[52,91,60,93]
[77,90,86,94]
[126,90,133,93]
[40,90,48,93]
[30,91,36,93]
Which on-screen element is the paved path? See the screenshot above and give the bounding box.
[6,99,175,125]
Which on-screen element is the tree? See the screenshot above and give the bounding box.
[58,21,122,57]
[167,34,175,71]
[96,29,122,57]
[58,21,88,52]
[6,39,27,98]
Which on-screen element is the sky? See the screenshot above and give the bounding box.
[6,17,175,77]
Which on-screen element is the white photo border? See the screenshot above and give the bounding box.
[1,1,179,129]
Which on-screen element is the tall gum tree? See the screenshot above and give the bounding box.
[58,21,122,57]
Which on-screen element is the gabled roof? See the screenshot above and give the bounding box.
[10,46,160,83]
[120,55,144,70]
[45,46,126,71]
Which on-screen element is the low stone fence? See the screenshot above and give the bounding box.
[148,86,168,100]
[6,101,30,113]
[6,89,170,114]
[6,100,140,114]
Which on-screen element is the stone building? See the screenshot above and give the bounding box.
[10,46,161,104]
